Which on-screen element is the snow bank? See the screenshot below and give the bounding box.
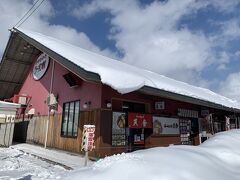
[64,130,240,180]
[16,28,240,109]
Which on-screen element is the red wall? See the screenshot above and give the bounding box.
[18,58,102,116]
[101,84,203,116]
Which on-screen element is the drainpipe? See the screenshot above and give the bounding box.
[44,59,55,148]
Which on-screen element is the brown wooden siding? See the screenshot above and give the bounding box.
[26,110,101,156]
[25,109,198,158]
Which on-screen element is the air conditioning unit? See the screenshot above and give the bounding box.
[46,93,58,106]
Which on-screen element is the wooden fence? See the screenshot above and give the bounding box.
[26,109,103,156]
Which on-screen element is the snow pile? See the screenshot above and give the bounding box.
[64,130,240,180]
[16,28,240,109]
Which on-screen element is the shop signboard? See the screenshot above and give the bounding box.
[153,116,180,135]
[112,112,126,146]
[177,108,198,118]
[128,113,152,128]
[81,125,95,151]
[32,53,49,80]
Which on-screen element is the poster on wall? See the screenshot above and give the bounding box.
[152,116,180,135]
[112,112,126,146]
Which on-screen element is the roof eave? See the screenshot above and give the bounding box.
[139,86,240,113]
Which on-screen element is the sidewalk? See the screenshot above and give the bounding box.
[11,143,93,170]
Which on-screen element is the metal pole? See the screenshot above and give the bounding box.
[84,151,88,166]
[44,59,55,149]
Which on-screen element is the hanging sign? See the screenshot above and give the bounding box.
[128,112,152,128]
[81,125,95,151]
[153,116,180,135]
[32,53,49,80]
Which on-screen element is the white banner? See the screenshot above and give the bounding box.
[153,116,180,135]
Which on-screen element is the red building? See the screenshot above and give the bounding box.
[0,28,240,157]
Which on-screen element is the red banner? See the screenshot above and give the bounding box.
[128,113,152,128]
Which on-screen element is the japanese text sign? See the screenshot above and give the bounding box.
[128,113,152,128]
[81,125,95,151]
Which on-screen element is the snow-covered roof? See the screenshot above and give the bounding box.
[0,101,20,109]
[15,28,240,110]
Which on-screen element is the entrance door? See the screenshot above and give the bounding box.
[13,121,29,143]
[122,101,146,152]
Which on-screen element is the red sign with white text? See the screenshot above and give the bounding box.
[128,113,152,128]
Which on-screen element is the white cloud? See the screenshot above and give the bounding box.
[208,0,240,13]
[0,0,114,59]
[219,72,240,101]
[72,0,214,85]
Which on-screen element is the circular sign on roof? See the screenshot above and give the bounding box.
[32,53,49,80]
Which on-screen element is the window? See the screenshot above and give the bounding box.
[61,100,80,137]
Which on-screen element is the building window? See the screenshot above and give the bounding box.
[61,100,80,137]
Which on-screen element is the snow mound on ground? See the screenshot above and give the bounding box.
[64,130,240,180]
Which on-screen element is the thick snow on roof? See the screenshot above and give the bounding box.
[64,130,240,180]
[0,101,20,109]
[17,28,240,109]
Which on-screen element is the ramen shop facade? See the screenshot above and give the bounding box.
[1,28,240,158]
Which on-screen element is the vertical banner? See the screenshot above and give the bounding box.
[225,116,230,131]
[81,125,95,151]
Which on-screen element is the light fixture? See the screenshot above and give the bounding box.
[107,103,112,108]
[83,101,91,109]
[105,100,112,108]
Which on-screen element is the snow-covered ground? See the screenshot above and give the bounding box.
[0,147,66,179]
[64,130,240,180]
[1,130,240,179]
[0,144,92,179]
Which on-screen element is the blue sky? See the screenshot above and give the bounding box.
[0,0,240,101]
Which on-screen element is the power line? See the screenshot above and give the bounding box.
[13,0,47,28]
[13,0,41,28]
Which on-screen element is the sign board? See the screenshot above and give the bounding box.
[81,125,95,151]
[112,112,126,146]
[128,113,152,128]
[178,108,198,118]
[155,101,165,110]
[153,116,180,135]
[32,53,49,80]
